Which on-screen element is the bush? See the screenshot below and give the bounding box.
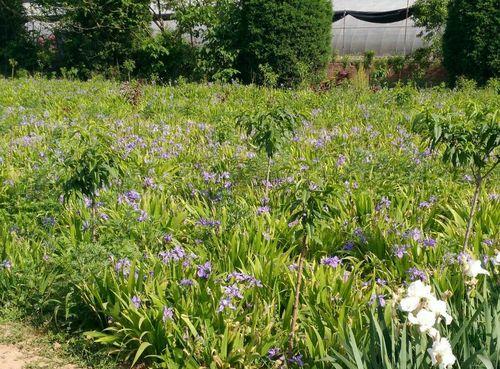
[237,0,332,86]
[443,0,500,85]
[0,0,35,75]
[44,0,152,78]
[135,32,198,83]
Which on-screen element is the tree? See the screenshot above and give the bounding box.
[36,0,152,77]
[443,0,500,85]
[0,0,33,74]
[237,0,332,86]
[413,102,499,252]
[412,0,449,43]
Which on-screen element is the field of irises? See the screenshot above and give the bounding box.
[0,78,499,369]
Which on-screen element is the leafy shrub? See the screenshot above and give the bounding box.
[135,32,198,83]
[1,79,499,368]
[237,0,332,86]
[443,0,500,85]
[0,0,36,75]
[42,0,152,78]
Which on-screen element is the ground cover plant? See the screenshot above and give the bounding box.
[0,77,499,368]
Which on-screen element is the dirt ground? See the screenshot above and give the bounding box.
[0,322,81,369]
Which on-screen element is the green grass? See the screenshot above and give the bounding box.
[0,77,498,368]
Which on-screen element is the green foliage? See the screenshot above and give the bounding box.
[413,102,499,171]
[237,0,332,86]
[363,51,375,71]
[0,0,36,75]
[412,0,449,42]
[196,0,242,82]
[237,107,302,159]
[37,0,152,78]
[0,78,499,368]
[135,31,198,83]
[61,127,121,201]
[443,0,500,85]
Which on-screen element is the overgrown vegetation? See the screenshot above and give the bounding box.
[0,78,498,368]
[443,0,500,85]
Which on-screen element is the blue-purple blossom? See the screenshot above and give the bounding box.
[217,296,236,312]
[180,278,194,287]
[131,296,141,308]
[197,262,212,279]
[423,238,437,248]
[393,244,409,259]
[143,177,156,189]
[336,155,347,168]
[41,216,55,227]
[376,196,391,211]
[226,271,262,287]
[267,347,281,360]
[163,234,173,243]
[343,240,355,250]
[223,284,244,299]
[197,218,221,228]
[1,260,12,270]
[289,354,304,367]
[162,306,174,322]
[354,228,367,244]
[114,258,131,277]
[159,246,187,264]
[369,294,386,307]
[404,228,422,242]
[419,201,431,209]
[407,267,427,281]
[125,190,141,202]
[137,210,148,222]
[321,256,342,268]
[257,206,270,215]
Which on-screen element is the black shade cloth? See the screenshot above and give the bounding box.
[333,8,414,24]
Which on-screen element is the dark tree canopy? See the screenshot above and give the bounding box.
[236,0,333,86]
[0,0,33,73]
[40,0,153,77]
[443,0,500,85]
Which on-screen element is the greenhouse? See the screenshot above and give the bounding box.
[332,0,426,55]
[21,0,426,56]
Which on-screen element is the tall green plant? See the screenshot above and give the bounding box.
[443,0,500,85]
[413,102,499,251]
[237,0,332,86]
[286,180,333,355]
[36,0,152,77]
[237,107,301,197]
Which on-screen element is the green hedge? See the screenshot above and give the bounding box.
[0,0,35,75]
[52,0,152,78]
[443,0,500,85]
[237,0,332,86]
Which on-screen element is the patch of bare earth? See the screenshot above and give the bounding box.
[0,322,82,369]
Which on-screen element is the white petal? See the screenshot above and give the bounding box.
[400,296,420,312]
[407,280,433,298]
[465,259,490,278]
[415,309,437,332]
[428,298,453,325]
[427,327,440,340]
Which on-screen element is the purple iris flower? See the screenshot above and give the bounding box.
[197,262,212,279]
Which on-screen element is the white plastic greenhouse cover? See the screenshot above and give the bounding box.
[332,0,426,55]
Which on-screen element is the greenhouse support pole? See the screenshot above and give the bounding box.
[403,0,410,55]
[341,10,346,55]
